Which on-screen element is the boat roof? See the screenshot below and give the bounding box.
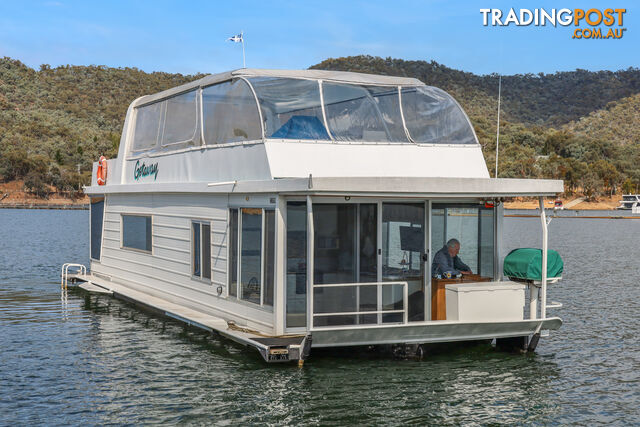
[87,176,564,197]
[136,69,425,107]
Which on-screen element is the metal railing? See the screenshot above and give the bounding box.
[61,263,86,289]
[310,281,408,330]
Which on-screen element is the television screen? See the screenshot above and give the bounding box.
[400,226,423,252]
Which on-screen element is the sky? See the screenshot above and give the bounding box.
[0,0,637,76]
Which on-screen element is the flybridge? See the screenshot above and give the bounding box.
[110,68,491,186]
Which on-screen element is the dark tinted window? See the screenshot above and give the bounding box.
[122,215,152,252]
[90,199,104,260]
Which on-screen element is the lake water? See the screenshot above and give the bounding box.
[1,210,638,425]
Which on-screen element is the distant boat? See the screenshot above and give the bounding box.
[616,194,640,210]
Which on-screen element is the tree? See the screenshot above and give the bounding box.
[622,178,635,194]
[0,147,31,181]
[581,171,603,201]
[592,159,620,196]
[23,170,49,198]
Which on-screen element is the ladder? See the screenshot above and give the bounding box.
[60,263,86,289]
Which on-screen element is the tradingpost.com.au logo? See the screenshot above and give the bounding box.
[480,8,627,39]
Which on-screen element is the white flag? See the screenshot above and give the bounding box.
[227,34,243,43]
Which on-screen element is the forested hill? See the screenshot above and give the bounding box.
[565,92,640,146]
[1,55,639,198]
[312,56,640,127]
[0,57,203,193]
[0,57,202,160]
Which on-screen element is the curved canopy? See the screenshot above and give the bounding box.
[128,70,478,156]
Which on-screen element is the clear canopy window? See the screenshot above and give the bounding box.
[161,90,198,147]
[132,101,163,151]
[131,90,198,152]
[401,86,477,145]
[323,84,408,142]
[248,77,329,140]
[202,79,262,144]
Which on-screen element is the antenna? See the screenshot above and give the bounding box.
[494,74,501,179]
[241,30,246,68]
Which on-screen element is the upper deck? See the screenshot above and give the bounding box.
[87,69,562,196]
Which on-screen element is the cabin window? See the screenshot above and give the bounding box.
[431,204,495,277]
[228,208,275,307]
[161,90,198,147]
[90,197,104,261]
[286,202,307,328]
[241,208,262,304]
[248,77,330,140]
[132,101,163,151]
[192,221,211,281]
[122,215,152,252]
[229,209,239,297]
[202,79,262,144]
[322,84,408,142]
[401,86,477,145]
[479,208,495,277]
[264,210,276,307]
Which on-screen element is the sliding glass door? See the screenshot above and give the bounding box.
[285,200,429,329]
[310,203,378,326]
[382,203,425,321]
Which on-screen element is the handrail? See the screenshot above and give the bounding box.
[311,281,409,330]
[61,263,86,289]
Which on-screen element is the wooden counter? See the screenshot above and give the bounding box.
[431,274,492,320]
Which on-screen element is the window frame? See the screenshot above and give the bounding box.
[120,213,153,254]
[227,207,275,309]
[191,219,212,283]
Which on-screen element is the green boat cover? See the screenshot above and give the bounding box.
[503,248,563,281]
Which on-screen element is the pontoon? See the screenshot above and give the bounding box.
[64,69,564,364]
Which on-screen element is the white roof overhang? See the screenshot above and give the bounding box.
[85,177,563,198]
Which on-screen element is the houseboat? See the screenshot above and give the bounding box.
[617,194,640,210]
[64,69,564,364]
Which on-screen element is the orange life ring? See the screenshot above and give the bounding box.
[97,156,107,185]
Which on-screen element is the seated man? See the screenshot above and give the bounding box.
[431,238,472,277]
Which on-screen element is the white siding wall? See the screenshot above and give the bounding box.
[93,193,275,332]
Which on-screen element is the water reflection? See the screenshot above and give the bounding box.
[65,291,561,424]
